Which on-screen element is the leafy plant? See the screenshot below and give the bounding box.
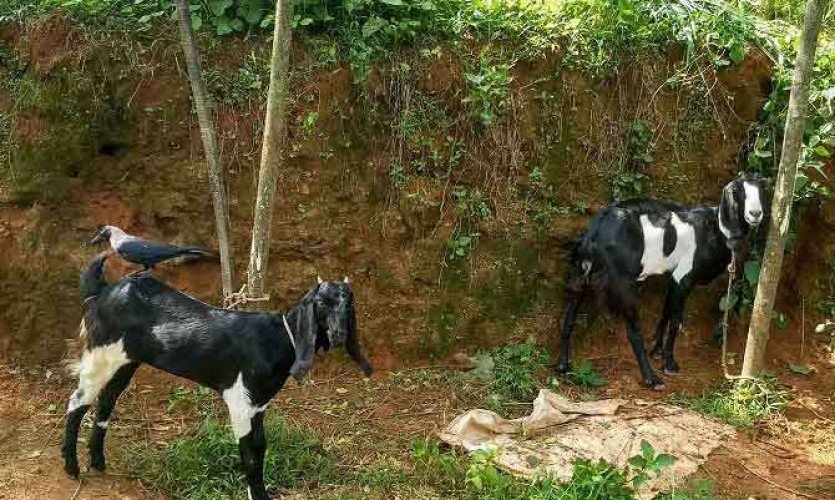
[628,440,676,488]
[476,341,549,402]
[463,53,513,127]
[567,359,608,387]
[671,376,790,428]
[447,229,478,261]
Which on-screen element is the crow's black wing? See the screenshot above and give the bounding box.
[117,239,190,265]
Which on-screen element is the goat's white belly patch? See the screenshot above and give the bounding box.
[638,214,696,283]
[222,372,267,439]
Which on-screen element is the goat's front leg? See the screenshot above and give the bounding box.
[624,310,665,390]
[89,362,139,472]
[557,292,585,373]
[237,412,268,500]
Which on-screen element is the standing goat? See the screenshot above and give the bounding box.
[559,175,768,389]
[62,253,373,500]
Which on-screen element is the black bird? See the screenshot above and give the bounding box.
[89,225,209,271]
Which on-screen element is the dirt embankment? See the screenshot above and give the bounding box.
[0,16,831,380]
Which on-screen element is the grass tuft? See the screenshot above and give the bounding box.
[121,408,333,500]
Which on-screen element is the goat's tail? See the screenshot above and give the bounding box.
[80,252,109,302]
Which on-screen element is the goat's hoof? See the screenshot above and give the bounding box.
[663,363,679,376]
[64,460,80,479]
[646,379,667,391]
[89,456,106,472]
[649,348,662,360]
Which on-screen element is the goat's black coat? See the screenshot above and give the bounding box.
[62,254,372,500]
[559,175,768,388]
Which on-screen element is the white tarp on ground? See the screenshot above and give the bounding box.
[439,389,733,499]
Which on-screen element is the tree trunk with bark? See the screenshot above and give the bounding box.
[246,0,294,303]
[741,0,828,377]
[174,0,235,300]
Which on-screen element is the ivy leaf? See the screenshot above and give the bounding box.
[813,146,831,158]
[191,13,202,31]
[230,18,245,31]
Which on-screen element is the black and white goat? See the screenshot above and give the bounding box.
[559,175,768,389]
[62,253,373,500]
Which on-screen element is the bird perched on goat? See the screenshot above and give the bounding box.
[89,225,209,271]
[559,174,769,390]
[62,254,373,500]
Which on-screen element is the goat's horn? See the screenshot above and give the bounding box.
[317,275,323,284]
[344,276,350,284]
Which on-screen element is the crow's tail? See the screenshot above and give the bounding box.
[177,246,210,258]
[80,252,109,302]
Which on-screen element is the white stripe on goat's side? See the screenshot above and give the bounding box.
[67,339,130,413]
[222,372,267,439]
[638,213,696,284]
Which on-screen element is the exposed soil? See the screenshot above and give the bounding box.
[0,329,833,499]
[2,15,835,500]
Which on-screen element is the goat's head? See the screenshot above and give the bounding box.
[719,174,769,240]
[89,226,113,246]
[290,276,372,380]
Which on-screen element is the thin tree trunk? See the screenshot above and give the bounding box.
[246,0,294,303]
[174,0,234,300]
[741,0,827,378]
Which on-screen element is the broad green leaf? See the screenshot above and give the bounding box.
[814,146,831,158]
[628,456,646,468]
[230,18,245,31]
[380,0,405,5]
[215,16,233,35]
[655,454,677,467]
[209,0,232,16]
[191,13,202,31]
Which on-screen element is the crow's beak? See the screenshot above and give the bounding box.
[89,232,105,246]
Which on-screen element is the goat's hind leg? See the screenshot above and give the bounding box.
[557,290,586,374]
[89,362,140,472]
[650,284,674,359]
[61,341,131,478]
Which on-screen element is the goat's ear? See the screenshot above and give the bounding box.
[317,275,323,284]
[289,298,317,381]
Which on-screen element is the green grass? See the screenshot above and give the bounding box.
[473,341,550,406]
[121,409,333,500]
[670,376,790,428]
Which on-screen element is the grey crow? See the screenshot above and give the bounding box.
[89,225,209,270]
